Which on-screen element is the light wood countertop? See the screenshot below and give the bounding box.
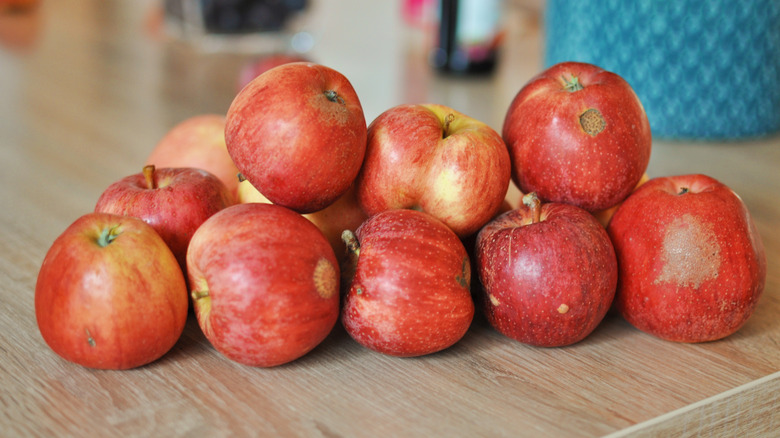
[1,1,778,436]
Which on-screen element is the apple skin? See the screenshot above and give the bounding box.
[341,209,474,357]
[476,193,618,347]
[95,165,234,272]
[225,62,367,214]
[502,61,652,212]
[356,103,511,238]
[35,213,188,370]
[146,114,241,200]
[187,203,340,367]
[606,174,767,343]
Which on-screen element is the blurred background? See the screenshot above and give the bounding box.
[1,0,778,151]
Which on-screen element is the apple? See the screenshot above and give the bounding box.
[341,208,474,357]
[95,165,234,272]
[356,103,511,237]
[145,114,241,199]
[237,53,310,91]
[35,213,188,369]
[476,192,618,347]
[187,203,340,367]
[225,62,367,214]
[607,174,767,342]
[502,61,652,212]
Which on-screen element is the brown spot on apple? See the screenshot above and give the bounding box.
[580,108,606,136]
[314,258,337,299]
[557,303,569,314]
[655,214,721,289]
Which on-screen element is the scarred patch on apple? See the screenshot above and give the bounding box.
[655,214,721,289]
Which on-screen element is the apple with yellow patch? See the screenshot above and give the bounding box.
[607,174,766,342]
[355,103,511,238]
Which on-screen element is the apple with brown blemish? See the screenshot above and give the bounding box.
[187,203,340,367]
[607,174,766,342]
[35,213,188,369]
[356,103,511,238]
[476,192,618,347]
[341,209,474,357]
[225,62,367,214]
[502,61,652,212]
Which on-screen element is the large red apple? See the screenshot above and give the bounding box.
[187,203,340,367]
[95,165,234,271]
[356,103,511,237]
[607,174,766,342]
[476,192,618,347]
[502,61,652,212]
[225,62,367,214]
[146,114,241,199]
[35,213,188,369]
[341,208,474,357]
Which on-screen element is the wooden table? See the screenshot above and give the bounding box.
[2,1,778,436]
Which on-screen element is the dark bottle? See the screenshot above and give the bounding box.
[430,0,503,75]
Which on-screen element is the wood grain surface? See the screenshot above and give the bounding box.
[1,1,778,437]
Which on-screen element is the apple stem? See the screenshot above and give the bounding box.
[324,90,345,105]
[143,164,156,189]
[443,113,456,138]
[522,192,542,224]
[340,229,361,292]
[237,173,247,183]
[191,289,209,301]
[679,187,689,195]
[97,226,119,247]
[561,74,584,92]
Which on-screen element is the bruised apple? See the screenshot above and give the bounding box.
[341,209,474,357]
[503,61,651,212]
[357,103,511,237]
[607,174,766,342]
[225,62,367,213]
[35,213,188,369]
[187,203,340,367]
[476,193,618,347]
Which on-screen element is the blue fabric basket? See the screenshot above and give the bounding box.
[544,0,780,140]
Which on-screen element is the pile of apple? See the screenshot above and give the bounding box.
[34,61,767,370]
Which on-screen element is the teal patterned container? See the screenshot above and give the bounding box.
[544,0,780,140]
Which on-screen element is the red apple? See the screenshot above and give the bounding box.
[237,53,310,91]
[225,62,367,214]
[341,209,474,357]
[95,165,234,272]
[356,103,511,237]
[145,114,241,199]
[502,61,652,212]
[607,174,766,342]
[187,203,340,367]
[35,213,188,369]
[476,192,618,347]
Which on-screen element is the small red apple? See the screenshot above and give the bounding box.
[607,174,767,342]
[225,62,367,214]
[356,103,511,237]
[35,213,188,369]
[187,203,340,367]
[341,208,474,357]
[476,192,618,347]
[145,114,241,200]
[503,61,652,212]
[95,165,234,271]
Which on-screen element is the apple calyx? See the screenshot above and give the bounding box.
[522,192,542,224]
[340,229,361,291]
[561,74,584,92]
[143,164,157,189]
[324,90,345,105]
[96,226,121,248]
[191,289,209,301]
[678,187,690,195]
